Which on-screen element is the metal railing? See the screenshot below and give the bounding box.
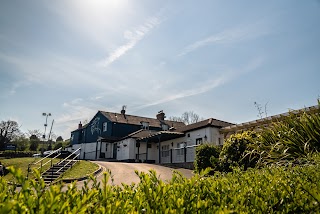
[159,144,200,164]
[27,147,62,178]
[55,148,81,174]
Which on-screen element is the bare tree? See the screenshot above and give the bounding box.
[169,111,204,125]
[254,101,268,119]
[0,120,22,150]
[56,136,64,142]
[27,129,43,139]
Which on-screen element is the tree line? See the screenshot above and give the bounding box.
[0,120,68,152]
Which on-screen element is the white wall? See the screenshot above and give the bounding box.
[100,142,113,158]
[136,141,147,162]
[69,142,100,160]
[159,127,222,164]
[77,126,223,162]
[115,138,136,161]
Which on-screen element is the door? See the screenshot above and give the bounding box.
[113,143,117,159]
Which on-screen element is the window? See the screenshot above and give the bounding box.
[161,124,169,131]
[103,122,108,132]
[177,143,185,156]
[141,121,149,130]
[161,145,170,157]
[196,138,203,145]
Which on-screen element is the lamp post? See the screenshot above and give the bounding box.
[42,113,51,151]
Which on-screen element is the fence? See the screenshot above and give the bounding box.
[160,145,199,164]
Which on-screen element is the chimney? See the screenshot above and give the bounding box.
[121,105,126,115]
[78,121,82,129]
[156,110,165,120]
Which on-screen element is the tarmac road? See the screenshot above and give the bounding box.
[91,161,194,186]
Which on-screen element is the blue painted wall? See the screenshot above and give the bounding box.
[71,111,164,145]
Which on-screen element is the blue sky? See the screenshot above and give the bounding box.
[1,0,319,140]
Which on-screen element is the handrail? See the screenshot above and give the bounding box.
[57,147,81,165]
[33,147,62,165]
[27,147,62,178]
[37,152,61,171]
[55,153,80,174]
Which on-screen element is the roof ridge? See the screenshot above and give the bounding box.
[100,110,185,124]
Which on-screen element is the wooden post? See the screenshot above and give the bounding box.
[146,140,148,162]
[158,135,161,164]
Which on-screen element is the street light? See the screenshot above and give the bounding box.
[42,113,51,141]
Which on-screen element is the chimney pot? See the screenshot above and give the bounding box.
[78,121,82,129]
[121,105,126,115]
[156,110,165,120]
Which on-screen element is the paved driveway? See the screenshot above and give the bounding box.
[70,162,193,189]
[93,161,193,185]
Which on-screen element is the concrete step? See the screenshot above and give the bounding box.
[40,159,79,185]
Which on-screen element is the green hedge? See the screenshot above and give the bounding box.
[1,156,320,213]
[0,151,37,158]
[194,144,221,173]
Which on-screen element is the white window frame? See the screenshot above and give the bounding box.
[103,122,108,132]
[161,145,170,157]
[176,143,185,156]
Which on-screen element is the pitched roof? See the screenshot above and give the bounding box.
[175,118,234,133]
[137,130,185,142]
[124,129,158,139]
[100,111,186,129]
[71,123,89,133]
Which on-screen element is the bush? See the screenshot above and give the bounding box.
[1,155,320,213]
[53,142,63,150]
[245,102,320,166]
[219,131,258,171]
[194,144,221,173]
[0,151,37,158]
[29,140,39,151]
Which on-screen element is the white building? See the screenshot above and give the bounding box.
[108,118,232,168]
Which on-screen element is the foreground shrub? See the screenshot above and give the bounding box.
[1,155,320,213]
[194,144,221,173]
[246,102,320,165]
[219,131,258,171]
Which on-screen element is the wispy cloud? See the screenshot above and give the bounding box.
[56,99,97,138]
[135,77,226,110]
[133,56,265,111]
[178,22,270,57]
[99,15,163,67]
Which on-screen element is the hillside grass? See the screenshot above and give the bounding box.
[1,157,99,182]
[60,160,99,179]
[1,157,59,181]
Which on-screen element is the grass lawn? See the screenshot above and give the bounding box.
[0,158,100,182]
[61,160,99,179]
[1,157,60,181]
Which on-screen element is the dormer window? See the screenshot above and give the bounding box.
[141,121,149,130]
[161,124,169,131]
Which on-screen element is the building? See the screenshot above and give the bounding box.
[67,108,233,168]
[69,108,185,160]
[67,103,319,168]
